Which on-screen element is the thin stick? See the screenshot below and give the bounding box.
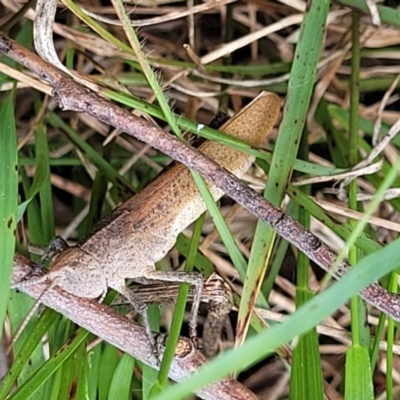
[1,32,400,323]
[11,254,256,400]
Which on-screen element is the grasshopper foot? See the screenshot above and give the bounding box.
[189,331,199,350]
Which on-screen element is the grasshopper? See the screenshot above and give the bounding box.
[11,92,281,356]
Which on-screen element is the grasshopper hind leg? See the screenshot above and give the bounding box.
[113,284,160,363]
[140,270,204,345]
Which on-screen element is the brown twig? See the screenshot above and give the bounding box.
[1,32,400,326]
[12,254,257,400]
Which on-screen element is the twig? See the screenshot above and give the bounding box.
[12,253,257,400]
[1,32,400,326]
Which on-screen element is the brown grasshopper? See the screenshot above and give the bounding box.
[11,92,280,356]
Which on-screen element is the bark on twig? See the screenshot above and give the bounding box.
[1,32,400,327]
[12,254,258,400]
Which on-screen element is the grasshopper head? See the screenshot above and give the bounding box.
[49,247,107,299]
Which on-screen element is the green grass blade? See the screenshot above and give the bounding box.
[155,213,206,390]
[108,353,135,400]
[191,174,248,279]
[98,343,119,400]
[345,347,374,400]
[175,234,215,275]
[289,290,323,400]
[6,329,91,400]
[0,309,57,400]
[0,90,18,341]
[47,112,136,198]
[57,342,87,400]
[339,0,400,27]
[8,120,55,399]
[384,272,398,400]
[111,0,180,136]
[289,137,323,400]
[87,345,102,400]
[98,344,120,400]
[346,12,374,396]
[237,0,331,344]
[286,184,382,254]
[17,122,51,221]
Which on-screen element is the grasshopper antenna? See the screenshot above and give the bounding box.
[7,278,59,355]
[7,237,69,354]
